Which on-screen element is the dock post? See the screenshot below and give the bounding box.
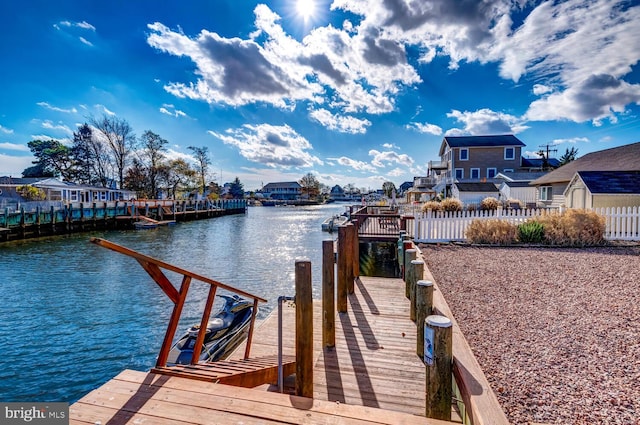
[416,280,434,359]
[424,315,452,421]
[404,248,416,299]
[322,240,335,349]
[295,258,313,398]
[401,240,413,279]
[337,225,349,313]
[346,223,355,294]
[351,219,359,280]
[409,259,424,322]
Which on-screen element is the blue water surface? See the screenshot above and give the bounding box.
[0,203,346,402]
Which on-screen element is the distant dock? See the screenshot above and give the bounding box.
[0,198,246,242]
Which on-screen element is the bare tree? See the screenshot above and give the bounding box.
[188,146,211,196]
[72,123,110,186]
[138,130,168,198]
[90,114,135,189]
[158,159,197,199]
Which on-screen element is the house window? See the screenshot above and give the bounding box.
[470,168,480,179]
[487,168,497,178]
[504,147,515,160]
[540,186,553,201]
[503,168,514,173]
[459,148,469,161]
[454,168,464,180]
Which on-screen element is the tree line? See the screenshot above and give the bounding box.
[23,114,244,199]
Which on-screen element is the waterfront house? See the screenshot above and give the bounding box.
[564,170,640,209]
[260,181,302,201]
[404,176,436,203]
[530,142,640,208]
[427,134,550,198]
[0,176,136,203]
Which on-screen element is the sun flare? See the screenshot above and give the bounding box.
[296,0,317,22]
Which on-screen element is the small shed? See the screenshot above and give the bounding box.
[564,171,640,209]
[452,182,499,205]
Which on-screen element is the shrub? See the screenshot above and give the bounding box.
[538,209,606,246]
[421,201,442,212]
[440,198,463,212]
[517,220,545,243]
[16,185,46,201]
[480,197,501,211]
[466,219,517,245]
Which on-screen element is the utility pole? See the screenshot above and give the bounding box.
[537,143,558,170]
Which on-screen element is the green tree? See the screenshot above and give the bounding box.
[559,147,579,166]
[158,159,196,199]
[299,172,320,199]
[71,123,110,186]
[188,145,211,196]
[25,139,73,179]
[124,158,149,198]
[228,177,244,199]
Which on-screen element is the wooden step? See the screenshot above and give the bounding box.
[151,355,296,388]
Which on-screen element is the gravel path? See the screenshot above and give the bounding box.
[420,244,640,425]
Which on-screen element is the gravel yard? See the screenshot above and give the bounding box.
[420,244,640,425]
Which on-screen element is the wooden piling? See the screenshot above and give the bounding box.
[351,220,359,280]
[322,240,335,349]
[416,280,434,359]
[409,259,424,322]
[346,223,355,294]
[402,240,413,279]
[295,258,313,398]
[337,225,349,313]
[424,315,452,421]
[404,248,417,299]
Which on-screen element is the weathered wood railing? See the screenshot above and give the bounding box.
[351,206,402,237]
[90,237,266,367]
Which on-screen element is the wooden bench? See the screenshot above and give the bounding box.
[151,355,296,388]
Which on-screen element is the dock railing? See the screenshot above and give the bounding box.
[90,237,266,367]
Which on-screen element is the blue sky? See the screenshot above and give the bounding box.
[1,0,639,191]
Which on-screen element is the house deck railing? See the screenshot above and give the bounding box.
[406,206,640,242]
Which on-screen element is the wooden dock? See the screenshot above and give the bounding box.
[69,275,457,424]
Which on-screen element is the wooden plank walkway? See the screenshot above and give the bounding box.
[70,275,458,424]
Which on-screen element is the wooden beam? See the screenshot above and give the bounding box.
[90,238,266,303]
[136,259,180,304]
[156,275,191,368]
[191,285,218,364]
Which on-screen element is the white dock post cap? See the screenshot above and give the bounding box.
[417,280,433,287]
[411,260,424,265]
[405,248,417,253]
[426,315,452,328]
[295,257,311,263]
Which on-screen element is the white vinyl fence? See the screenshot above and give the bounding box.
[407,206,640,243]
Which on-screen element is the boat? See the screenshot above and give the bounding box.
[321,214,349,232]
[133,221,158,230]
[166,295,254,365]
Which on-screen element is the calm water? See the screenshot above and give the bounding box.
[0,203,347,403]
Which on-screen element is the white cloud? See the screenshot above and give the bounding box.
[309,109,371,133]
[0,124,13,134]
[41,120,73,135]
[37,102,78,114]
[159,104,187,118]
[387,167,405,177]
[446,108,528,135]
[79,37,93,47]
[382,143,398,149]
[406,121,442,135]
[330,156,377,172]
[532,84,553,96]
[94,104,116,116]
[209,123,323,168]
[369,149,413,168]
[0,143,30,152]
[0,153,34,176]
[551,137,589,145]
[525,74,640,125]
